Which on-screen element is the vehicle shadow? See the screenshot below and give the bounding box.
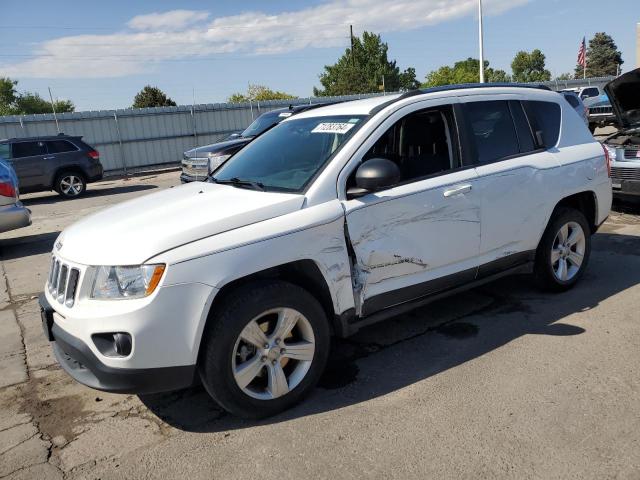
[0,231,61,260]
[20,184,158,206]
[139,231,640,432]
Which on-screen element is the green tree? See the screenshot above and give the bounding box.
[555,72,573,81]
[228,84,297,103]
[0,77,74,115]
[511,49,551,82]
[132,85,177,108]
[314,31,414,96]
[575,32,623,78]
[398,67,421,91]
[423,58,510,87]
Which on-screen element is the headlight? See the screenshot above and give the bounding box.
[208,154,231,174]
[90,264,165,300]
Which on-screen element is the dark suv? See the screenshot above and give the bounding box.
[0,134,103,198]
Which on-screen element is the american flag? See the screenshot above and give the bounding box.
[577,37,587,68]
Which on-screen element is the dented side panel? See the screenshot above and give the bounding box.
[343,170,482,311]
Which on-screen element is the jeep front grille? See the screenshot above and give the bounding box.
[48,256,80,307]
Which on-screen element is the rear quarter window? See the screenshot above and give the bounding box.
[522,101,561,148]
[46,140,78,153]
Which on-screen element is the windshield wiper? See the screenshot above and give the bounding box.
[212,177,265,191]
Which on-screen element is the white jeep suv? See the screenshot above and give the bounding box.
[40,84,612,418]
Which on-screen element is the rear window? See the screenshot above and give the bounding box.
[464,100,520,164]
[12,141,47,159]
[522,101,561,148]
[581,88,599,99]
[46,140,78,153]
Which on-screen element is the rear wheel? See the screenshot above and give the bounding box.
[55,171,86,198]
[534,207,591,291]
[198,281,330,419]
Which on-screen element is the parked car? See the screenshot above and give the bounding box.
[561,86,604,101]
[584,94,617,133]
[181,104,334,183]
[40,83,611,418]
[559,91,588,126]
[600,68,640,197]
[0,134,103,199]
[0,154,31,234]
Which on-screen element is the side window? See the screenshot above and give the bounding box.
[358,105,459,185]
[46,140,78,154]
[464,101,520,164]
[522,100,561,148]
[0,143,10,160]
[509,101,536,153]
[581,88,598,99]
[12,141,47,159]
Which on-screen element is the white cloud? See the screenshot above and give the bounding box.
[127,10,210,31]
[0,0,529,79]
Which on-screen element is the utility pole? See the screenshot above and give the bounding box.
[350,25,355,66]
[478,0,485,83]
[48,87,60,133]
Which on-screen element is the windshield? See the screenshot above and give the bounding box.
[214,115,366,192]
[241,111,285,138]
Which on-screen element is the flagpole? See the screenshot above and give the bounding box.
[583,35,586,79]
[478,0,485,83]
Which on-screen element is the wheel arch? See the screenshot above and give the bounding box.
[553,191,598,234]
[197,259,345,363]
[51,165,87,189]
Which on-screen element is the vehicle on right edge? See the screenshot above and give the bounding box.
[41,83,612,419]
[601,68,640,198]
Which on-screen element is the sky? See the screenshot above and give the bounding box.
[1,0,638,111]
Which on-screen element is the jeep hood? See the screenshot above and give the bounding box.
[56,182,305,265]
[604,68,640,129]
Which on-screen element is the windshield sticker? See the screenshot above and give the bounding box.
[311,122,356,134]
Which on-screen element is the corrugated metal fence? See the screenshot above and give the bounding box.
[0,76,614,174]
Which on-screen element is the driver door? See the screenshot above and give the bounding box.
[341,102,482,316]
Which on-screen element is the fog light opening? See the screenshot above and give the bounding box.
[92,332,132,357]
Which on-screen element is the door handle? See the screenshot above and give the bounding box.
[443,184,472,197]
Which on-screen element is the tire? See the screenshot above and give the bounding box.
[54,171,86,198]
[533,207,591,292]
[198,281,330,419]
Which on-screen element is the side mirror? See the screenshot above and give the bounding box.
[348,158,401,198]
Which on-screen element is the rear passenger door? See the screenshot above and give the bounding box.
[10,141,48,189]
[461,98,560,273]
[45,139,81,182]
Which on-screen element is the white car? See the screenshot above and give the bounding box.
[40,84,612,418]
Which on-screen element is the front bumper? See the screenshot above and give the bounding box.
[612,179,640,197]
[0,201,31,233]
[39,293,196,394]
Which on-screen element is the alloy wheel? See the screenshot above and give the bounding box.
[60,175,84,196]
[232,307,315,400]
[551,221,586,282]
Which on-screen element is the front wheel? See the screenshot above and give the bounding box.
[534,207,591,292]
[198,281,330,418]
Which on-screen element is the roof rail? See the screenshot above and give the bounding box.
[370,82,552,114]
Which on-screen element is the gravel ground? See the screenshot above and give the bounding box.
[0,171,639,479]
